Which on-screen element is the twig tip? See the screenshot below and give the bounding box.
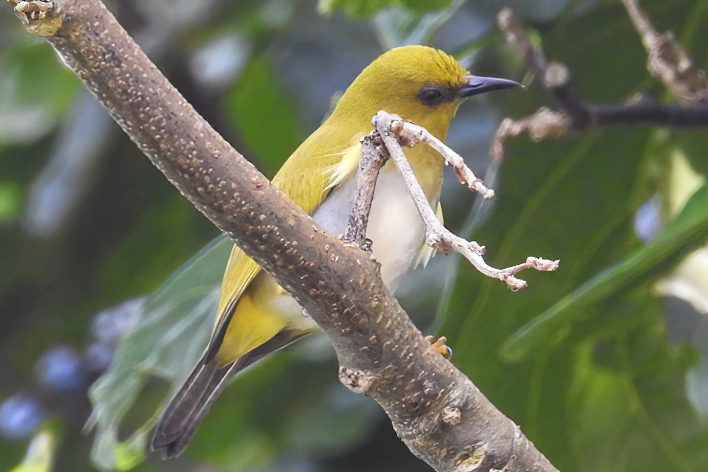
[528,257,560,271]
[505,276,528,292]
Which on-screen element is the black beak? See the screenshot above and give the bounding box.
[459,74,522,98]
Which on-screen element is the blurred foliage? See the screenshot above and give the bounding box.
[0,42,79,144]
[318,0,454,18]
[9,429,57,472]
[225,58,306,177]
[2,0,708,472]
[502,179,708,361]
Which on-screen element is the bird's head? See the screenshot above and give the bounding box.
[330,45,520,140]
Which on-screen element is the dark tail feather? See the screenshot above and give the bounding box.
[151,330,310,459]
[150,354,239,459]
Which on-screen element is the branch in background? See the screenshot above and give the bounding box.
[620,0,708,99]
[493,7,708,161]
[5,1,559,471]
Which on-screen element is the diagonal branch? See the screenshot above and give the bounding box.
[492,8,708,161]
[5,1,560,471]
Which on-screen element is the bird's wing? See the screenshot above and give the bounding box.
[210,133,364,352]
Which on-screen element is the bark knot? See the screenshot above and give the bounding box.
[453,444,487,472]
[338,366,375,394]
[441,405,462,426]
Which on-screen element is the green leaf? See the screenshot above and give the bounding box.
[113,432,148,472]
[501,181,708,362]
[0,42,79,144]
[87,236,231,471]
[0,182,22,224]
[436,3,708,470]
[568,340,705,472]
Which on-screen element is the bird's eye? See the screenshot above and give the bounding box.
[417,85,449,107]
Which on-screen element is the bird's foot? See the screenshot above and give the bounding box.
[425,335,452,359]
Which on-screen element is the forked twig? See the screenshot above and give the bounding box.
[371,111,559,291]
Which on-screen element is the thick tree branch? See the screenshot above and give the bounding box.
[5,1,559,471]
[493,8,708,161]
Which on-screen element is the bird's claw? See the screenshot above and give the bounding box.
[424,335,452,359]
[360,237,373,252]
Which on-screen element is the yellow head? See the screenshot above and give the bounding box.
[328,45,519,140]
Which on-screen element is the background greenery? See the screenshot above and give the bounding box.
[1,0,708,471]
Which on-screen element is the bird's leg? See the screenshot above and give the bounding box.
[424,335,452,359]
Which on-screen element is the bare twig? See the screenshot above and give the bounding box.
[493,8,708,160]
[5,1,560,471]
[497,10,592,127]
[343,132,388,247]
[342,111,558,291]
[375,111,559,291]
[388,119,495,198]
[490,108,571,162]
[621,0,708,99]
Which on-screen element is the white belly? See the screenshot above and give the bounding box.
[312,162,432,292]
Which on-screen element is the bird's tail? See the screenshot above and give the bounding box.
[150,330,307,458]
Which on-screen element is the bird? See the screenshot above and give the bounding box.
[151,45,520,458]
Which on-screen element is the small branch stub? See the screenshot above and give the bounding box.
[339,366,375,395]
[454,444,487,472]
[8,0,61,35]
[442,406,462,426]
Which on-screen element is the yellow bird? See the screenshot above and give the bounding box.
[151,45,519,457]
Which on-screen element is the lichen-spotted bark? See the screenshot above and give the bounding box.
[6,1,559,471]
